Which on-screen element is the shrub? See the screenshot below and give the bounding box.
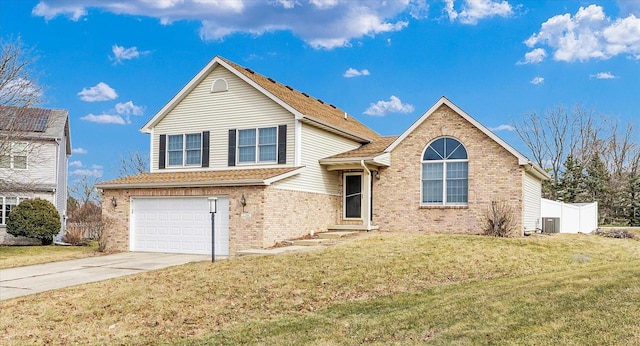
[7,198,61,245]
[482,201,516,237]
[62,223,87,246]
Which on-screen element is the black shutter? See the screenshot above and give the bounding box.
[277,124,287,164]
[159,134,166,169]
[228,129,236,166]
[202,131,210,167]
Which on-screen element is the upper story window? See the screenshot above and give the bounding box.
[421,137,468,205]
[0,142,28,170]
[167,133,202,166]
[1,196,28,225]
[238,127,277,164]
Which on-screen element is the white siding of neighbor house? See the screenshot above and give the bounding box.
[0,140,57,188]
[523,171,542,231]
[273,123,361,195]
[151,66,295,172]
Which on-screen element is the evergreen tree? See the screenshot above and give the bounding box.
[557,154,587,203]
[585,152,612,223]
[626,173,640,226]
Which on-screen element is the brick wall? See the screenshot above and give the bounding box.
[373,104,524,235]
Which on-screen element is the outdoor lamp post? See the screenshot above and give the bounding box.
[208,197,217,263]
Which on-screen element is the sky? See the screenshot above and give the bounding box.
[0,0,638,183]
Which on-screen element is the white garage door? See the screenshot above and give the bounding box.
[131,197,229,256]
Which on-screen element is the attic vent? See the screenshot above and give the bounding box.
[329,104,336,109]
[210,78,229,93]
[285,85,293,91]
[301,92,309,97]
[267,78,276,83]
[317,99,324,104]
[245,68,255,74]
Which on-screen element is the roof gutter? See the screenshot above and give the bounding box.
[97,179,267,190]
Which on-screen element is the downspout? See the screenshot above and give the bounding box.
[360,160,371,231]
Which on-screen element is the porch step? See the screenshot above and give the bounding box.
[318,231,359,239]
[327,224,379,231]
[291,238,335,246]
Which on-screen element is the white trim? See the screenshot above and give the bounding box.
[420,137,469,206]
[294,119,302,166]
[235,126,278,165]
[343,172,363,220]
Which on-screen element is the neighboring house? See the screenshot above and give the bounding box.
[98,56,549,256]
[0,106,71,245]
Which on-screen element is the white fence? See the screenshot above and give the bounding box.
[540,199,598,234]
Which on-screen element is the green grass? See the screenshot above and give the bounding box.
[0,241,101,269]
[1,233,639,345]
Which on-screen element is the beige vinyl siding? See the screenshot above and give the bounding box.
[151,67,295,172]
[523,171,542,231]
[274,123,361,195]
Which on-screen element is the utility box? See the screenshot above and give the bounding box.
[542,217,560,233]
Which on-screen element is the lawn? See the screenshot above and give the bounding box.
[0,242,101,269]
[1,232,639,345]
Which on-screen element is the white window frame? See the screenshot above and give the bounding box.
[166,133,202,167]
[421,137,469,206]
[237,126,277,164]
[1,196,28,225]
[0,142,28,170]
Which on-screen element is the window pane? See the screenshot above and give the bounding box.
[168,151,183,166]
[258,127,276,145]
[168,135,183,150]
[238,129,256,146]
[186,150,201,165]
[422,180,443,203]
[13,156,27,169]
[422,163,443,180]
[185,134,201,150]
[446,162,468,179]
[259,145,276,161]
[446,138,467,159]
[447,179,468,203]
[238,146,255,162]
[424,138,445,160]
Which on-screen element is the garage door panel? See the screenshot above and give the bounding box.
[132,197,229,255]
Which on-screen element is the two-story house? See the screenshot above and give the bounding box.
[98,56,548,256]
[0,106,71,245]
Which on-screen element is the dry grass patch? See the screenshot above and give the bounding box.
[1,233,639,345]
[0,242,101,269]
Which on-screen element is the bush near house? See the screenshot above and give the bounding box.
[6,198,61,245]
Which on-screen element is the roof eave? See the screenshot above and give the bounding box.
[97,179,268,190]
[301,115,373,143]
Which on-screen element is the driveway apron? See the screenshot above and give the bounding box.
[0,252,208,300]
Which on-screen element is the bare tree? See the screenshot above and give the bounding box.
[118,151,149,177]
[69,175,102,205]
[0,36,42,108]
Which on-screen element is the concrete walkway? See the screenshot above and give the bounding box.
[0,252,209,301]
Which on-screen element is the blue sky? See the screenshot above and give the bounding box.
[1,0,638,182]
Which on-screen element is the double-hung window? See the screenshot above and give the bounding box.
[167,134,201,166]
[421,137,468,205]
[1,197,27,225]
[238,127,277,164]
[0,142,28,169]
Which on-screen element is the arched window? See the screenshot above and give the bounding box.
[422,137,468,205]
[210,78,228,93]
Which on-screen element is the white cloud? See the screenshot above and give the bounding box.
[590,72,617,79]
[70,168,103,178]
[80,113,127,125]
[524,5,640,62]
[78,82,118,102]
[343,68,370,78]
[444,0,513,24]
[0,78,43,104]
[115,101,145,116]
[71,147,87,154]
[489,124,515,131]
[111,45,149,63]
[363,95,414,116]
[68,160,83,167]
[31,1,413,50]
[518,48,547,65]
[530,76,544,85]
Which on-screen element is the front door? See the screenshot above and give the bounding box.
[344,173,362,219]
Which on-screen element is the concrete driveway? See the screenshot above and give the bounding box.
[0,252,209,301]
